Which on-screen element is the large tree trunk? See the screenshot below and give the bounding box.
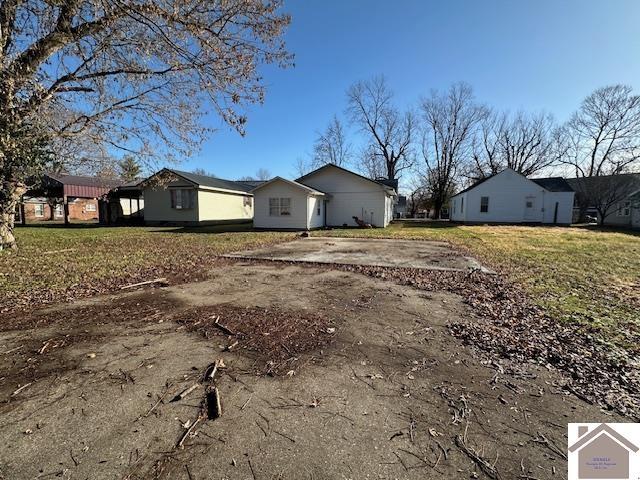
[0,181,26,251]
[433,200,443,220]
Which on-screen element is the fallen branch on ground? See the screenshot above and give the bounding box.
[173,384,199,402]
[120,278,168,290]
[455,434,501,480]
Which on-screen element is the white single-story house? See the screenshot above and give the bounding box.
[252,164,396,230]
[449,168,575,225]
[140,169,256,225]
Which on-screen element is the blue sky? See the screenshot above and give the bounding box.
[178,0,640,182]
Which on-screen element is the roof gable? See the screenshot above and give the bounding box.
[453,169,573,197]
[251,176,325,195]
[296,164,395,193]
[140,168,253,194]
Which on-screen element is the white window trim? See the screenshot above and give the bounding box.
[34,203,45,217]
[269,197,292,216]
[480,196,489,213]
[86,203,97,212]
[618,201,631,217]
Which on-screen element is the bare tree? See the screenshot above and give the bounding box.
[311,115,351,168]
[420,83,486,219]
[563,85,640,177]
[570,174,640,225]
[192,168,216,177]
[0,0,291,249]
[405,173,430,218]
[346,75,414,180]
[255,168,272,181]
[467,110,565,181]
[293,157,309,178]
[358,145,387,179]
[562,85,640,220]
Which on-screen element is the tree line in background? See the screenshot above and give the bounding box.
[301,77,640,220]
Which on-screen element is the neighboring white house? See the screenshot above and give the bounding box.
[140,169,255,225]
[252,164,396,230]
[449,169,575,225]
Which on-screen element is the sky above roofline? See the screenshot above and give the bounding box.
[155,0,640,190]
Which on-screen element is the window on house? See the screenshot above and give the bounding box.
[243,196,252,207]
[34,203,44,217]
[461,197,464,213]
[170,189,196,209]
[617,201,631,216]
[54,204,63,217]
[317,204,321,216]
[453,199,457,214]
[480,196,489,213]
[526,200,533,208]
[269,197,292,216]
[86,203,97,212]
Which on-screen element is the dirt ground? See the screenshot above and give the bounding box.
[0,249,620,479]
[224,237,494,273]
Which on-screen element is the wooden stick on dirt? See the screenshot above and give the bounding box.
[455,435,501,480]
[173,383,199,402]
[224,340,239,352]
[11,383,32,397]
[44,248,76,255]
[207,387,223,419]
[38,340,52,355]
[120,278,168,290]
[205,358,226,381]
[139,382,173,419]
[212,316,236,336]
[177,416,203,449]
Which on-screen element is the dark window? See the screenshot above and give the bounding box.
[170,189,196,209]
[480,196,489,213]
[461,197,464,213]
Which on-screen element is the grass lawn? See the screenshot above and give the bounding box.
[0,224,294,310]
[2,221,638,351]
[315,222,640,351]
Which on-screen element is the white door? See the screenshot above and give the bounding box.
[524,196,537,221]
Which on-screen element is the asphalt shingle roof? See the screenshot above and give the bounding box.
[167,169,255,193]
[530,177,574,192]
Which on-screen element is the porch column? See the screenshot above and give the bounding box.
[63,195,69,225]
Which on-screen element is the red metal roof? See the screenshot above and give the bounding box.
[47,174,123,199]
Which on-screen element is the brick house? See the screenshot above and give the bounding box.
[18,174,122,224]
[20,197,99,222]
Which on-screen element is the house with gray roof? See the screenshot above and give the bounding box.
[567,173,640,229]
[139,168,256,225]
[252,164,396,230]
[449,168,575,225]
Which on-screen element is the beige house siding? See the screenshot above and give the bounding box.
[143,177,252,225]
[143,181,198,224]
[197,189,253,222]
